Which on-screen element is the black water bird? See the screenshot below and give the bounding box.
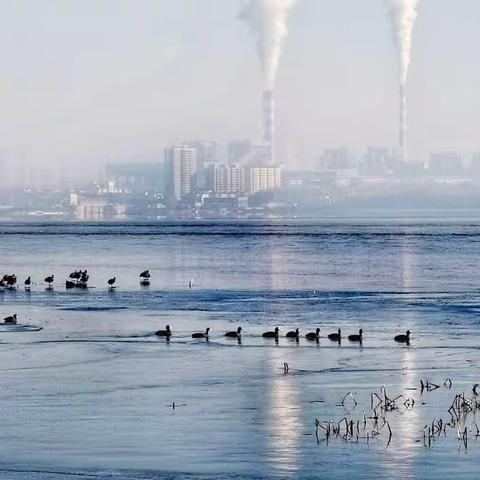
[306,328,321,341]
[348,329,363,343]
[80,270,89,284]
[394,330,411,344]
[140,270,151,286]
[3,314,17,325]
[225,327,242,338]
[155,325,172,337]
[107,277,116,289]
[69,271,80,281]
[192,328,210,339]
[44,275,54,287]
[262,327,280,339]
[24,277,32,289]
[286,328,300,339]
[328,329,342,342]
[4,274,17,289]
[139,270,151,279]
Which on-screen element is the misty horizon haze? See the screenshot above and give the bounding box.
[0,0,479,185]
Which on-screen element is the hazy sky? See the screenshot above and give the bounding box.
[0,0,479,177]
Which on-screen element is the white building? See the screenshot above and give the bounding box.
[213,164,246,195]
[165,145,198,202]
[246,166,283,196]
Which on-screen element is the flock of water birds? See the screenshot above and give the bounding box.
[0,270,412,344]
[153,325,412,344]
[0,270,153,291]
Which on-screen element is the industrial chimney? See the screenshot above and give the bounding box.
[399,84,407,163]
[263,90,275,164]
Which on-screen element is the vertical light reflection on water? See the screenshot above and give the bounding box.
[261,232,286,320]
[381,235,421,477]
[168,230,210,289]
[381,348,420,477]
[265,232,302,475]
[264,353,301,477]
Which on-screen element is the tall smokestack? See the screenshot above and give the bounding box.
[263,90,275,164]
[399,84,407,163]
[239,1,297,164]
[387,0,419,163]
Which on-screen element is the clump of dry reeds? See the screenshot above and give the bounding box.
[314,386,413,447]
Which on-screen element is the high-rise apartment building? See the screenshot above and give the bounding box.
[213,164,246,195]
[165,145,198,203]
[189,140,217,190]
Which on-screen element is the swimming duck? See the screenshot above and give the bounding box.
[262,327,280,339]
[305,328,321,341]
[3,314,17,325]
[225,327,242,338]
[394,330,411,343]
[328,329,342,342]
[155,325,172,337]
[348,329,363,342]
[192,328,210,339]
[286,328,300,339]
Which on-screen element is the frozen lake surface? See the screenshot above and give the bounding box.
[1,221,480,479]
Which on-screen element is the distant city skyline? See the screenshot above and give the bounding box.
[3,139,480,221]
[0,0,479,181]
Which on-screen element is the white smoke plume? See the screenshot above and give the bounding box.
[387,0,419,85]
[239,0,298,90]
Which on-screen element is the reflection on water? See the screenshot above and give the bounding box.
[2,223,480,478]
[381,239,421,478]
[382,348,420,479]
[265,353,301,477]
[264,235,301,476]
